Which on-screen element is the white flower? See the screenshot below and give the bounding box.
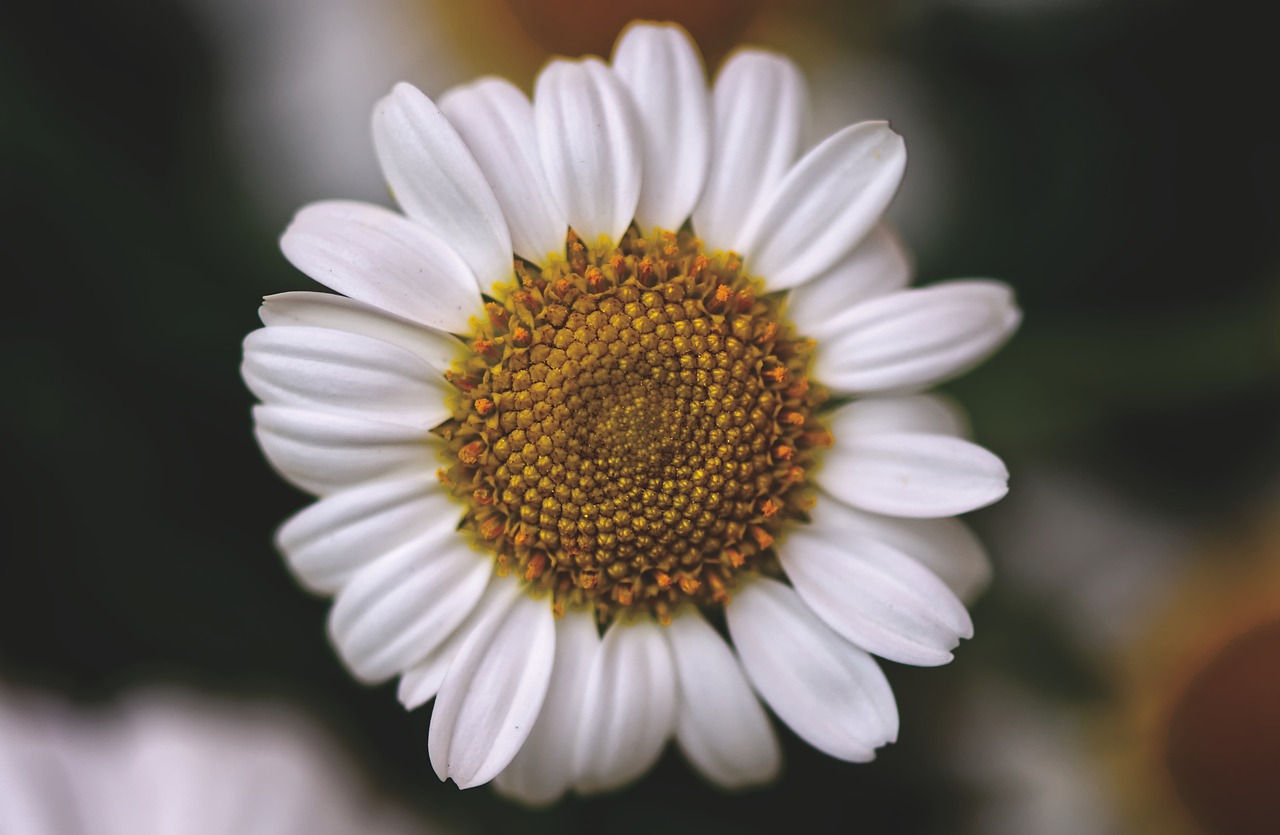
[0,687,433,835]
[242,21,1019,804]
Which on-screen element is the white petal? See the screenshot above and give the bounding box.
[327,497,489,682]
[693,51,807,253]
[781,507,973,666]
[738,122,906,291]
[439,78,567,265]
[727,577,898,761]
[275,472,446,594]
[494,610,600,806]
[809,491,991,603]
[813,280,1022,394]
[572,619,677,793]
[280,200,483,333]
[371,82,513,287]
[664,610,780,789]
[535,58,642,245]
[821,411,1009,518]
[611,22,711,232]
[242,326,450,429]
[429,579,556,789]
[785,226,911,337]
[396,573,511,710]
[259,291,463,372]
[825,394,969,438]
[252,405,436,497]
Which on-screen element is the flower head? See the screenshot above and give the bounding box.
[242,20,1019,803]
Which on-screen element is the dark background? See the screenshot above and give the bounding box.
[3,0,1278,832]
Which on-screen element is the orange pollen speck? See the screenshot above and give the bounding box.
[759,498,781,518]
[725,548,745,568]
[654,571,673,589]
[679,575,702,595]
[479,515,505,540]
[525,552,548,581]
[474,397,494,416]
[458,440,485,465]
[749,526,774,550]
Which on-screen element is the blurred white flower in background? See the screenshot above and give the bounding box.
[0,686,436,835]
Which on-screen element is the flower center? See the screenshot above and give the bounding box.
[438,228,828,623]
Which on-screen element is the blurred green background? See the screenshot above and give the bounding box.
[3,0,1279,832]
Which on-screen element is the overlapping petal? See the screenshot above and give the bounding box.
[785,226,911,339]
[737,121,906,290]
[259,292,463,373]
[429,576,556,789]
[665,610,780,789]
[818,398,1009,518]
[242,326,451,429]
[280,201,482,333]
[439,78,567,265]
[727,578,898,762]
[535,58,641,245]
[813,280,1021,395]
[252,406,438,497]
[326,490,490,682]
[275,472,447,594]
[572,619,677,793]
[612,22,711,232]
[372,82,513,286]
[693,51,807,253]
[781,498,974,666]
[808,491,992,604]
[395,576,514,711]
[493,610,600,805]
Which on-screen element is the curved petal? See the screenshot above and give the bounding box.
[572,618,677,793]
[371,82,513,287]
[693,50,807,253]
[780,510,973,666]
[327,498,489,682]
[820,410,1009,518]
[275,472,446,594]
[242,326,450,429]
[493,609,600,806]
[259,292,463,373]
[664,610,780,789]
[726,577,898,762]
[396,572,511,711]
[535,58,642,245]
[280,200,483,333]
[813,281,1022,394]
[738,121,906,291]
[824,394,969,439]
[251,405,437,497]
[428,581,556,789]
[439,77,566,265]
[785,226,911,338]
[810,491,991,604]
[612,22,711,232]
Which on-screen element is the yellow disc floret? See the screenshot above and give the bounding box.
[437,227,827,623]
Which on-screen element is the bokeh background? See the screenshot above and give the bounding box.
[4,0,1279,832]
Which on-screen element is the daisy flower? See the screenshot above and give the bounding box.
[242,20,1019,803]
[0,687,432,835]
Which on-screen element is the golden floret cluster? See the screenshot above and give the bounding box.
[437,227,829,623]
